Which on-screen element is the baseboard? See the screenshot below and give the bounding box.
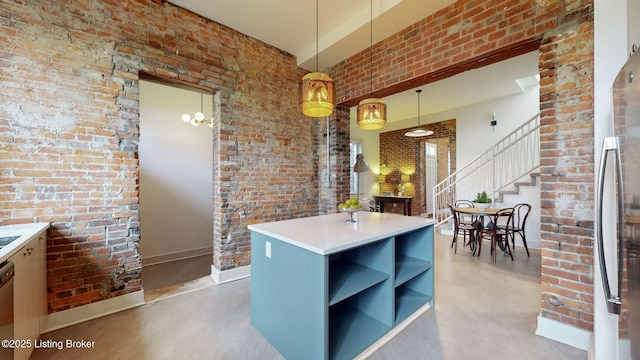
[535,312,591,351]
[42,290,145,333]
[355,303,431,360]
[211,264,251,284]
[142,246,213,266]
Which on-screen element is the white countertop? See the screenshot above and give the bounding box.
[248,212,435,255]
[0,223,49,262]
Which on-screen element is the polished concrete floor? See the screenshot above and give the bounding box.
[31,232,587,360]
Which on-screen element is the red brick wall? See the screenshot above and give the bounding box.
[332,1,596,333]
[0,0,343,312]
[380,120,456,216]
[538,7,595,330]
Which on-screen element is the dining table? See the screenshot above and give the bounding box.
[454,206,503,257]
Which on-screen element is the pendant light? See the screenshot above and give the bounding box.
[300,0,335,118]
[405,89,434,137]
[181,93,213,128]
[357,0,386,130]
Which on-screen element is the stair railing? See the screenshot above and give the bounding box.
[432,113,540,225]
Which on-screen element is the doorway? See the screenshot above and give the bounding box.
[424,142,437,216]
[138,80,215,301]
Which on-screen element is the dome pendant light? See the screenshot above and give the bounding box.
[300,0,335,118]
[405,89,434,137]
[357,0,386,130]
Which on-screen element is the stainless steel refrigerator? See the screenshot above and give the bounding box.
[597,49,640,359]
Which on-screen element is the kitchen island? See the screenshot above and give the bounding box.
[249,211,435,360]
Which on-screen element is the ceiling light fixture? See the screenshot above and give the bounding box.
[181,93,213,128]
[357,0,386,130]
[404,89,434,137]
[299,0,335,118]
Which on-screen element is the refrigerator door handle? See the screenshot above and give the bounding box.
[596,136,623,315]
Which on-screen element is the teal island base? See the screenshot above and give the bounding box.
[249,212,435,360]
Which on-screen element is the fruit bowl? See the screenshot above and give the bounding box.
[339,206,362,222]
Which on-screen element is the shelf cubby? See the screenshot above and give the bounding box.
[329,260,389,306]
[395,254,432,287]
[395,271,433,325]
[329,285,392,360]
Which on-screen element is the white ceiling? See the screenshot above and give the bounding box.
[168,0,539,122]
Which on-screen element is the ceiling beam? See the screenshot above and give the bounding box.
[338,36,543,108]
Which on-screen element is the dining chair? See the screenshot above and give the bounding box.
[502,203,531,256]
[448,204,476,254]
[480,208,514,263]
[454,199,476,226]
[368,199,380,212]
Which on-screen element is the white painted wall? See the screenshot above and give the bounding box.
[139,81,214,265]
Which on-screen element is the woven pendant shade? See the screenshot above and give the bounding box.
[358,0,387,130]
[357,98,386,130]
[300,72,335,117]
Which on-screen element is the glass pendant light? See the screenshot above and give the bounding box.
[300,0,335,118]
[357,0,386,130]
[181,93,213,128]
[405,89,434,137]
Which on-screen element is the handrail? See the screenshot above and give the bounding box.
[432,113,541,226]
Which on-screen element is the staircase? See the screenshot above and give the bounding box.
[494,171,540,203]
[433,113,541,226]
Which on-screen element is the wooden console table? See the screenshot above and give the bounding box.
[373,195,413,216]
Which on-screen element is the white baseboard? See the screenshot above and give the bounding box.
[42,290,145,333]
[141,247,213,266]
[536,312,591,351]
[211,264,251,284]
[355,303,431,360]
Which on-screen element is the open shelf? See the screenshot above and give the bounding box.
[395,286,432,325]
[394,255,432,287]
[329,302,391,360]
[329,260,389,306]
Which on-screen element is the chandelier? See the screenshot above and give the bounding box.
[181,93,213,128]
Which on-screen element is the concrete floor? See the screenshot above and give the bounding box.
[31,232,587,360]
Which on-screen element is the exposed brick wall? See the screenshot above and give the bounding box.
[332,0,596,333]
[380,120,456,216]
[332,0,560,107]
[538,7,595,330]
[0,0,344,312]
[318,107,352,214]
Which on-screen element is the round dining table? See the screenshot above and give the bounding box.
[454,207,502,256]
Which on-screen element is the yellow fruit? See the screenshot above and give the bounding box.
[338,203,347,208]
[350,204,360,208]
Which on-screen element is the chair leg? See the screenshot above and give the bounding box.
[491,236,497,263]
[521,231,530,256]
[504,236,514,261]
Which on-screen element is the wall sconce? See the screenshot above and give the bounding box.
[401,174,410,183]
[491,110,497,131]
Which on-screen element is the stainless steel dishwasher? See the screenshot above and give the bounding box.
[0,261,14,360]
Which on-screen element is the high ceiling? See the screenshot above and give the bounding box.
[167,0,539,122]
